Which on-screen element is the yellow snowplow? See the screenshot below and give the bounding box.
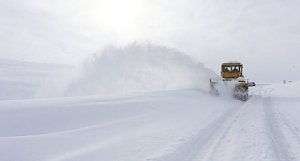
[210,62,255,101]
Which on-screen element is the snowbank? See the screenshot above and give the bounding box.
[65,43,215,96]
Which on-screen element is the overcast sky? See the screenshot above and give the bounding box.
[1,0,300,82]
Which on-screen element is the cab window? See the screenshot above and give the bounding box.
[232,66,239,72]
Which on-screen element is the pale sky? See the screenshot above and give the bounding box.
[1,0,300,82]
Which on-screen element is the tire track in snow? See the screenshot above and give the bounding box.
[150,94,298,161]
[191,102,248,161]
[147,101,243,161]
[277,111,300,160]
[264,98,300,161]
[193,96,271,161]
[263,98,291,161]
[194,91,300,161]
[277,110,300,143]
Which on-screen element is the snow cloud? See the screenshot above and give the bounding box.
[64,43,215,96]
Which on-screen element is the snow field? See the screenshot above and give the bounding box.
[0,90,238,161]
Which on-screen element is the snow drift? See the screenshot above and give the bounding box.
[65,43,215,96]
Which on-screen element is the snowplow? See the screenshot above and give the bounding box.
[210,62,255,101]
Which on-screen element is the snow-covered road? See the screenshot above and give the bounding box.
[149,90,300,161]
[1,85,300,161]
[190,96,300,161]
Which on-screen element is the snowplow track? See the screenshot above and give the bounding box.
[263,98,292,161]
[192,96,267,161]
[149,95,300,161]
[264,98,300,161]
[191,102,245,161]
[153,95,300,161]
[148,102,243,161]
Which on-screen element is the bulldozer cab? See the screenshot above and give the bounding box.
[221,63,243,80]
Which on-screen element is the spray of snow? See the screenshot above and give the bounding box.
[35,66,80,98]
[64,43,216,96]
[215,81,236,98]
